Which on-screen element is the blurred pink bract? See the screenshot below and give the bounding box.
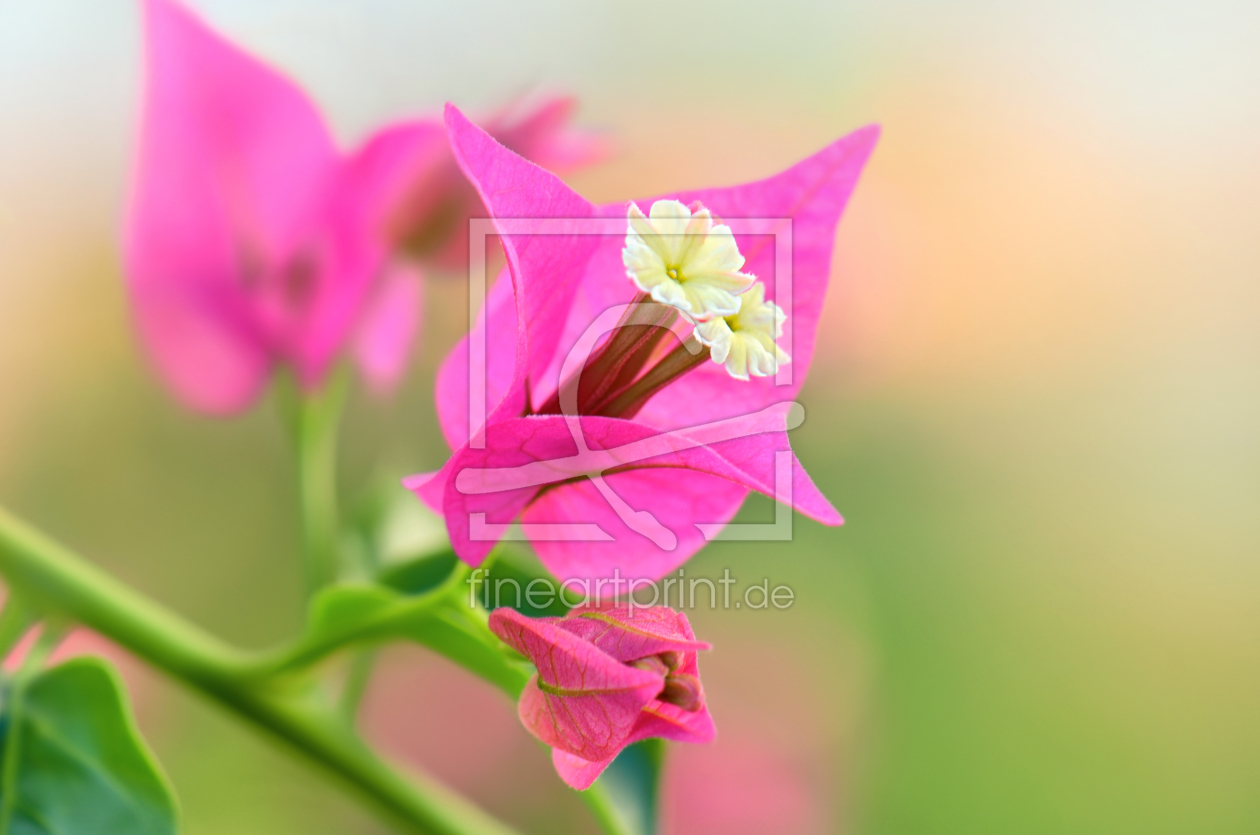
[126,0,605,413]
[488,605,715,790]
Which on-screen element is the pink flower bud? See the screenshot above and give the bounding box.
[488,605,716,790]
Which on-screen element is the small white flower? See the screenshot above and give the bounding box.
[693,282,790,380]
[622,199,756,320]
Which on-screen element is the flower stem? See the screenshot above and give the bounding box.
[339,648,377,720]
[0,504,519,835]
[581,786,639,835]
[285,373,348,597]
[0,594,37,660]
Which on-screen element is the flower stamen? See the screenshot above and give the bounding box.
[694,282,790,380]
[536,208,789,421]
[622,199,756,320]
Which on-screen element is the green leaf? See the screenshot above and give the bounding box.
[0,657,177,835]
[271,577,532,697]
[276,583,442,669]
[307,584,403,645]
[395,607,531,697]
[587,739,664,835]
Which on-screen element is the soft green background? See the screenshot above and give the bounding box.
[1,0,1257,833]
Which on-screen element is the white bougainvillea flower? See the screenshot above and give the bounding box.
[622,199,756,320]
[694,282,791,380]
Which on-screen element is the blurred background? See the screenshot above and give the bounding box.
[2,0,1258,833]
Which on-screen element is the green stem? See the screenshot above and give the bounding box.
[581,786,637,835]
[286,374,347,597]
[0,595,37,660]
[251,590,449,677]
[582,738,665,835]
[20,619,70,674]
[339,649,377,720]
[0,616,71,833]
[0,505,517,835]
[0,640,32,832]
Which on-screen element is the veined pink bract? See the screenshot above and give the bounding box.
[407,105,878,582]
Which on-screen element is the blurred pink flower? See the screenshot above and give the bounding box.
[386,95,609,270]
[127,0,427,412]
[127,0,604,414]
[663,738,822,835]
[407,105,876,582]
[660,629,848,833]
[488,605,715,790]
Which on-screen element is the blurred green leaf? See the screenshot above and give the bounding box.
[0,657,177,835]
[377,549,459,596]
[347,486,450,577]
[479,553,570,618]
